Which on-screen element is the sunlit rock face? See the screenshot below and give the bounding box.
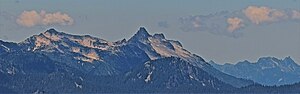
[28,29,113,52]
[128,27,201,63]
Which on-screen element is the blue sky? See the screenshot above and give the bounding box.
[0,0,299,64]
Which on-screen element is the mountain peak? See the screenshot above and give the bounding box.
[236,60,251,65]
[283,56,297,66]
[211,56,300,86]
[242,60,251,63]
[248,57,299,68]
[44,28,60,34]
[136,27,150,37]
[284,56,292,61]
[153,33,165,39]
[129,27,151,42]
[258,57,278,61]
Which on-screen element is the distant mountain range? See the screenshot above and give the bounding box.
[209,57,300,86]
[0,27,299,93]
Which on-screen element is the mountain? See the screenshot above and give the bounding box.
[209,57,300,86]
[0,40,19,54]
[18,28,150,76]
[0,27,258,93]
[127,27,253,88]
[124,57,235,93]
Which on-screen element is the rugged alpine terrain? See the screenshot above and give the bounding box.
[0,27,299,93]
[209,57,300,86]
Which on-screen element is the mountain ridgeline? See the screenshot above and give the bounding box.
[209,57,300,86]
[0,27,299,93]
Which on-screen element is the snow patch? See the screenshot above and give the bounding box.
[75,82,82,89]
[278,78,283,82]
[75,56,94,63]
[145,71,153,83]
[33,89,41,94]
[70,37,97,48]
[68,36,121,52]
[79,76,83,81]
[202,82,206,86]
[74,49,103,63]
[189,75,194,79]
[7,67,16,75]
[98,47,109,50]
[0,44,10,51]
[83,50,100,61]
